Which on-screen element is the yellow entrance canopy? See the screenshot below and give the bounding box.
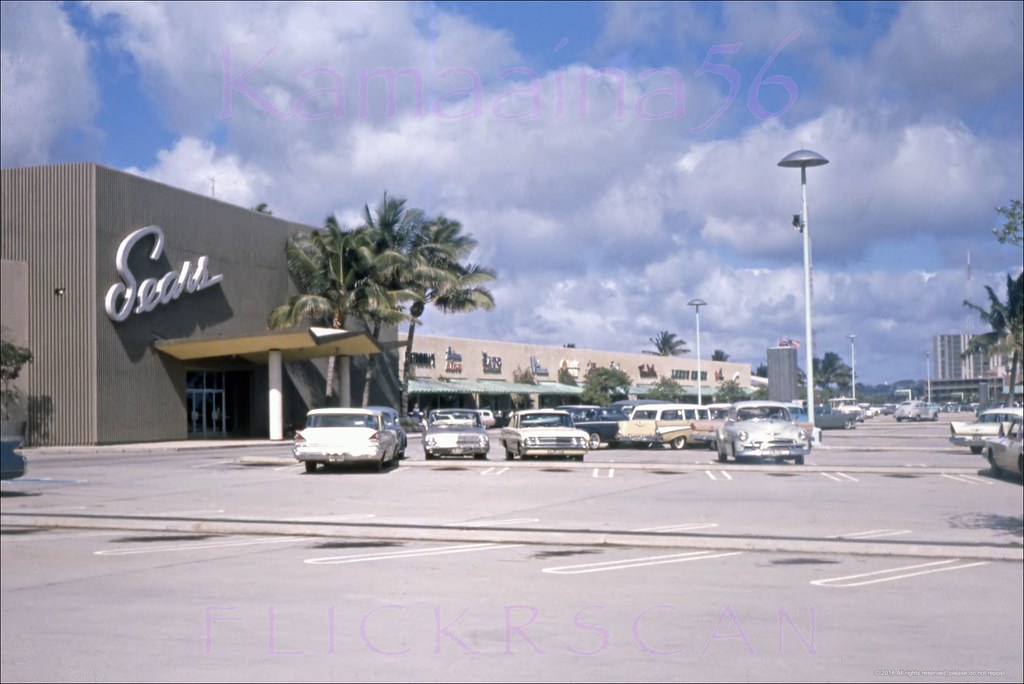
[154,326,395,364]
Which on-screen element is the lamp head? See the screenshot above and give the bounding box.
[778,149,829,168]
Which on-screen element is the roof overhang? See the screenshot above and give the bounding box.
[154,326,397,364]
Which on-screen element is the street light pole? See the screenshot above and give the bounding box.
[688,299,707,406]
[779,149,829,428]
[848,333,857,402]
[926,351,932,403]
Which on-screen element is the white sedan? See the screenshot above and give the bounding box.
[985,421,1022,479]
[293,408,400,473]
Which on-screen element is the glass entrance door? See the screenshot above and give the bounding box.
[187,371,228,436]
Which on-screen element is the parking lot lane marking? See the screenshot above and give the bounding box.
[95,536,306,556]
[149,508,226,516]
[543,550,743,575]
[634,523,719,532]
[592,468,615,478]
[304,542,522,565]
[445,518,541,528]
[826,529,912,540]
[480,467,509,476]
[192,461,236,469]
[819,473,860,483]
[941,473,994,485]
[810,559,989,588]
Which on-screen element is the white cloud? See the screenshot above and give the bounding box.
[125,137,272,210]
[0,1,97,166]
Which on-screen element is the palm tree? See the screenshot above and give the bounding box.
[400,215,496,418]
[645,331,689,356]
[813,352,852,398]
[267,221,370,400]
[354,194,424,407]
[964,271,1024,403]
[711,349,730,361]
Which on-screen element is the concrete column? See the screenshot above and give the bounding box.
[339,356,351,407]
[269,349,283,440]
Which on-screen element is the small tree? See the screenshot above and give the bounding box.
[580,367,632,406]
[511,367,536,410]
[714,379,747,403]
[1,336,32,421]
[646,377,685,401]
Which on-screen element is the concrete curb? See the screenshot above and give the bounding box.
[3,512,1020,562]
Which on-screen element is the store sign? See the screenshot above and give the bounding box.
[104,225,224,322]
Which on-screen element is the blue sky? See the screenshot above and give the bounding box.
[2,1,1022,386]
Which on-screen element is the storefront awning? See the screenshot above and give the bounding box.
[154,326,388,364]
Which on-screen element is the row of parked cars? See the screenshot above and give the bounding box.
[290,400,818,471]
[292,401,1022,477]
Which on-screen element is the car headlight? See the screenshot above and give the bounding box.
[737,431,749,442]
[425,436,436,447]
[525,436,537,446]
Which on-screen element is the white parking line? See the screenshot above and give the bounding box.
[304,542,521,565]
[811,559,989,587]
[95,536,305,556]
[634,523,719,532]
[821,472,858,482]
[941,473,994,485]
[592,468,615,478]
[480,467,509,476]
[543,550,742,575]
[705,470,733,480]
[826,529,911,540]
[149,508,226,516]
[445,518,540,528]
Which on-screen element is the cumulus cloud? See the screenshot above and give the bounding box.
[5,1,1021,384]
[0,1,98,166]
[125,137,272,210]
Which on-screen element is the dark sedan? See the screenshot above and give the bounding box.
[557,405,629,449]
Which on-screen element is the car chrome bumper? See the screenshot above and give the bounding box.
[735,446,809,458]
[293,448,381,463]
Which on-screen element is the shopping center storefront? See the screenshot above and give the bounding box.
[1,163,396,446]
[2,163,754,446]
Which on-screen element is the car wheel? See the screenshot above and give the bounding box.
[670,435,686,450]
[588,433,602,449]
[375,456,384,472]
[970,446,983,455]
[304,461,318,474]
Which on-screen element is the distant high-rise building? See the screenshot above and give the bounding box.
[933,333,986,380]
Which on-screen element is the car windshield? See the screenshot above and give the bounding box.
[736,406,789,421]
[520,413,573,428]
[306,413,377,429]
[429,411,481,426]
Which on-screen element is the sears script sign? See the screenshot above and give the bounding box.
[104,225,224,322]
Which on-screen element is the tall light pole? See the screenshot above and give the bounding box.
[779,149,829,427]
[848,334,857,402]
[688,299,707,406]
[925,351,932,403]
